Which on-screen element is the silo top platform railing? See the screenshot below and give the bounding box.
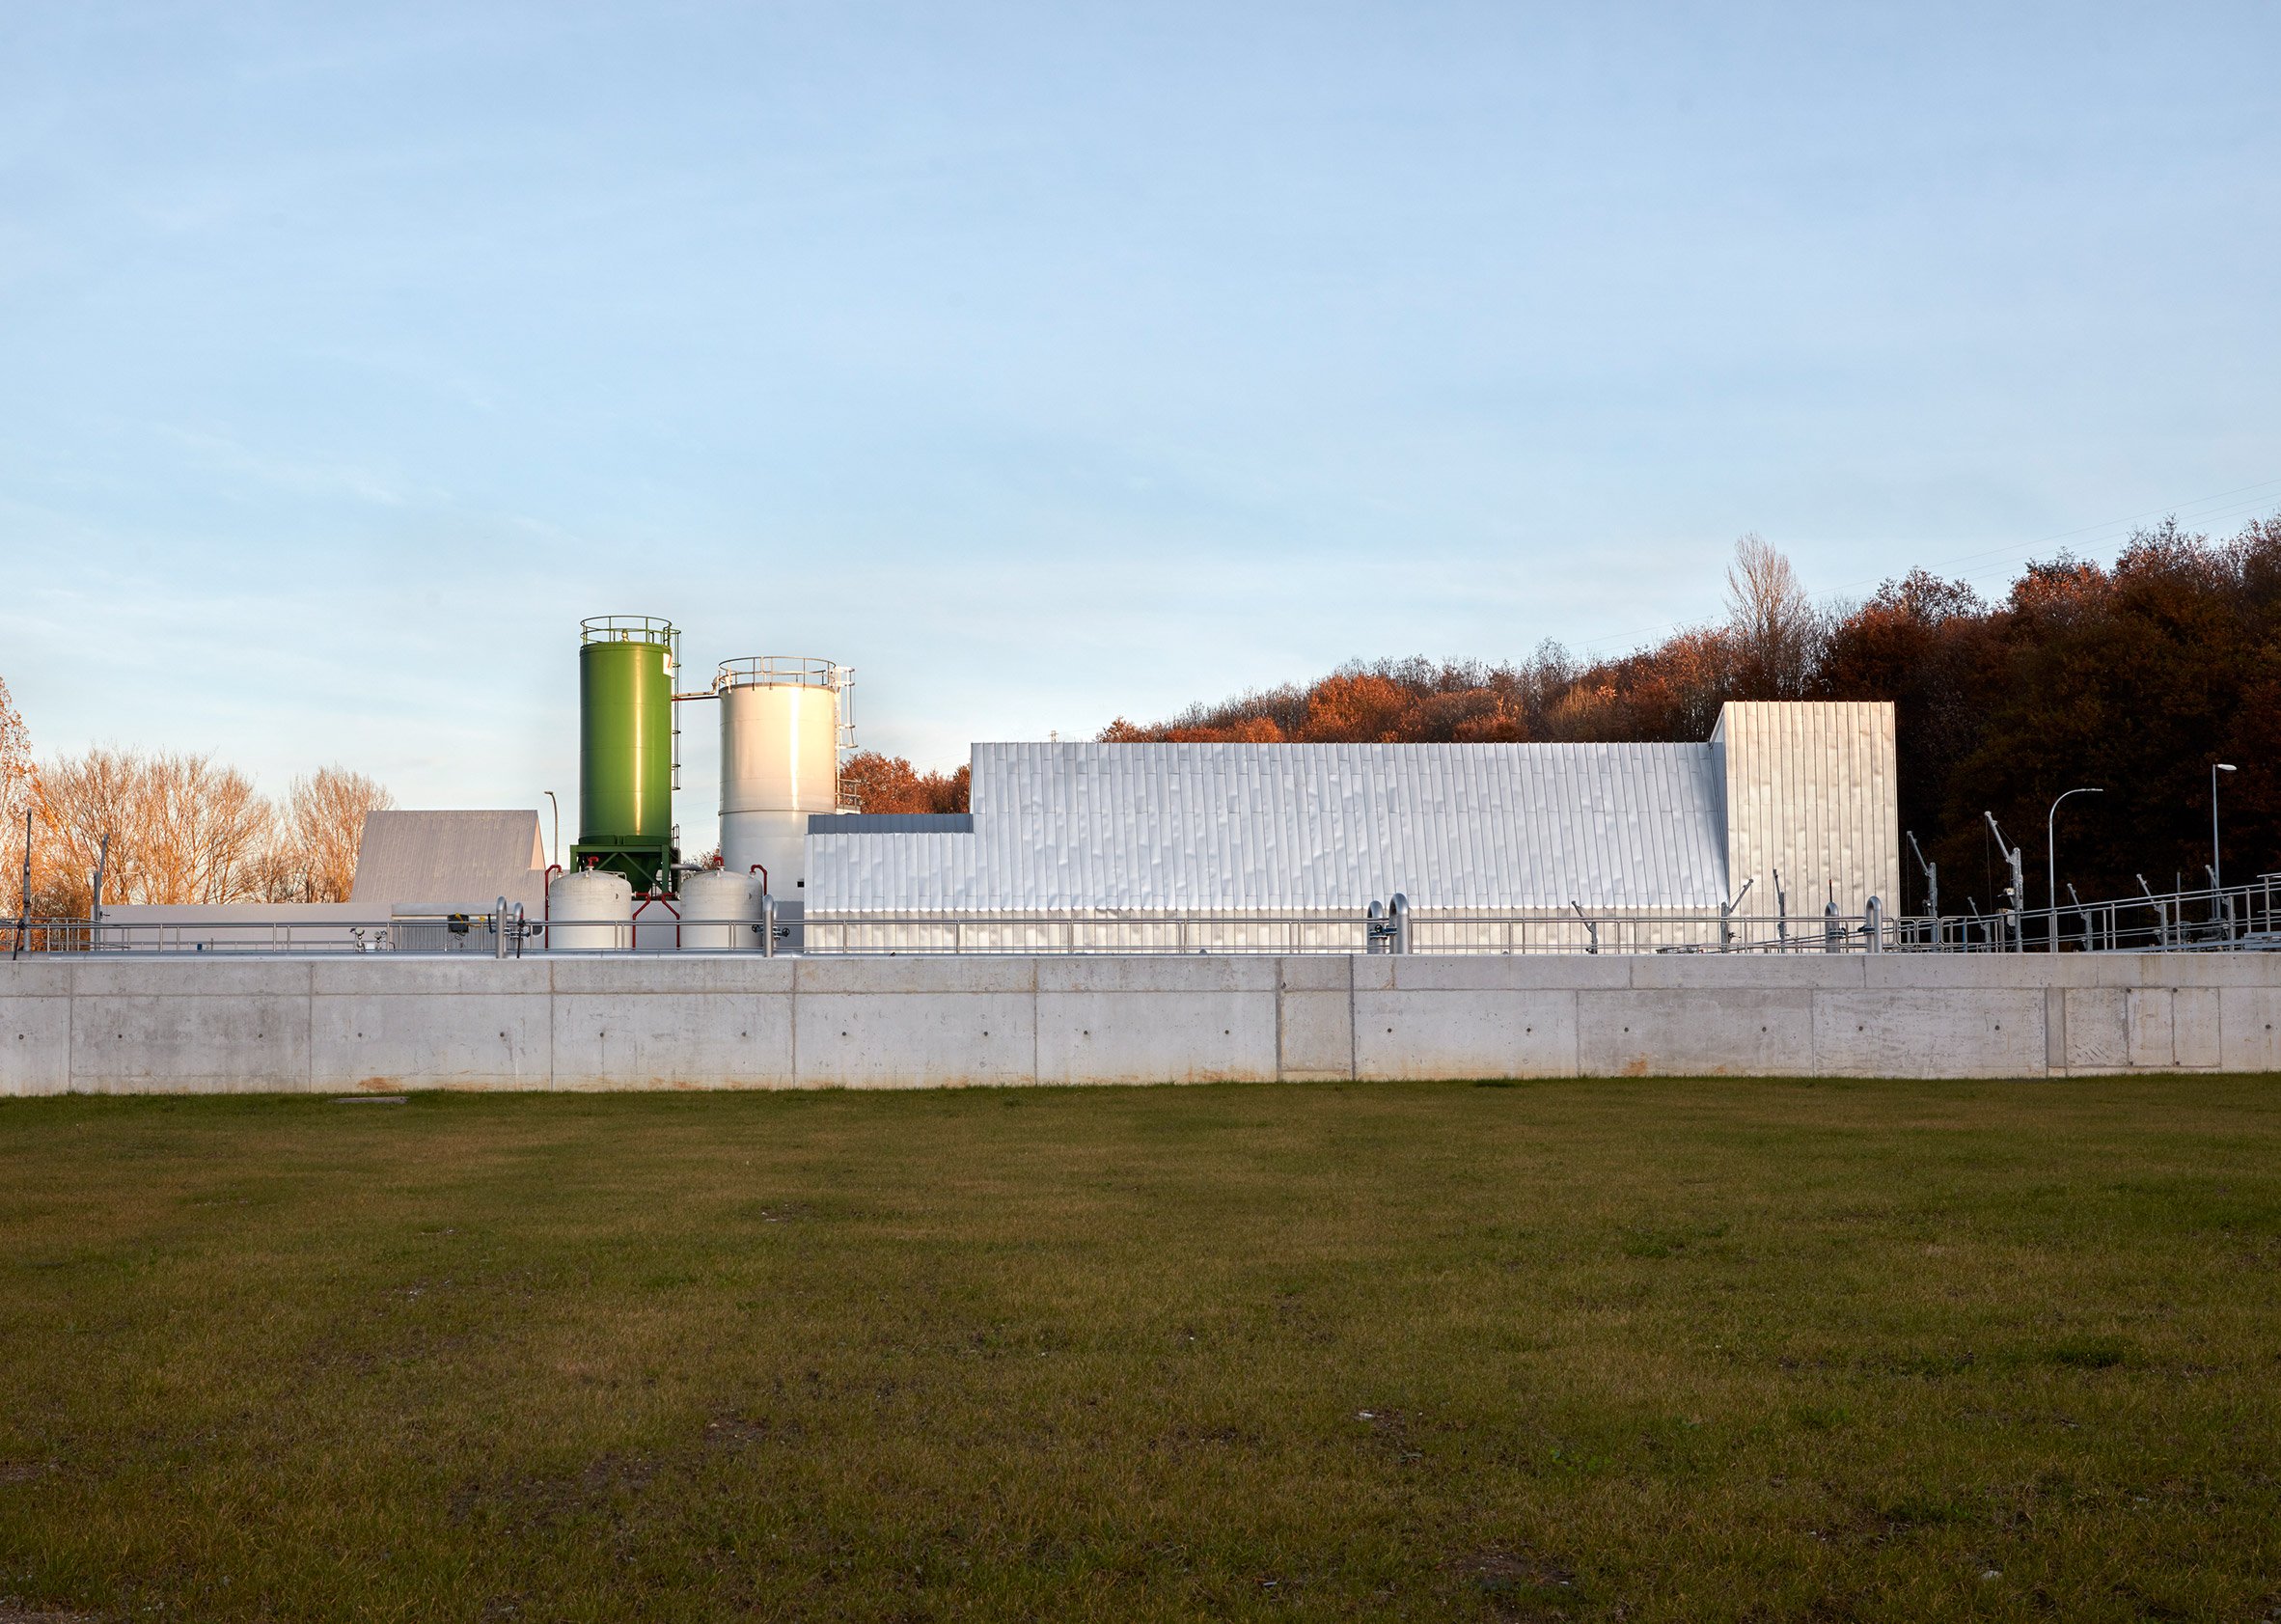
[713,656,846,690]
[581,615,676,647]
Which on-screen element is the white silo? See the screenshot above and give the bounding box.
[716,656,851,898]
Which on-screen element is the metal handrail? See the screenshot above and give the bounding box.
[12,876,2280,958]
[579,615,676,646]
[713,656,846,690]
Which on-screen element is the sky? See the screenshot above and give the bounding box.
[2,1,2277,859]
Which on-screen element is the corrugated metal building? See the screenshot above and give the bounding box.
[807,701,1899,951]
[349,810,551,915]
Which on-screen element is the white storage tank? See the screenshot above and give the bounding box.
[717,656,850,897]
[677,867,761,950]
[548,868,634,950]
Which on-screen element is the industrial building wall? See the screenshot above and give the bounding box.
[804,907,1742,955]
[1713,701,1902,918]
[810,740,1734,919]
[2,950,2267,1093]
[96,904,367,951]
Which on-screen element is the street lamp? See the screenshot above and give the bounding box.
[2212,763,2237,892]
[544,790,561,872]
[2047,786,2102,953]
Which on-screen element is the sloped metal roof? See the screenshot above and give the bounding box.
[809,741,1730,914]
[350,811,550,910]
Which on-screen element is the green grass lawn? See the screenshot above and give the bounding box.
[1,1079,2277,1623]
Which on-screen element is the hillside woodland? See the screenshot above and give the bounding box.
[10,518,2275,920]
[856,520,2281,915]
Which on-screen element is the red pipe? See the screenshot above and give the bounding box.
[540,864,563,949]
[633,892,682,950]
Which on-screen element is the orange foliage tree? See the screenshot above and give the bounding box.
[1098,520,2281,915]
[839,751,971,814]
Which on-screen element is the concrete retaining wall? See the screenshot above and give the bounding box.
[2,951,2274,1095]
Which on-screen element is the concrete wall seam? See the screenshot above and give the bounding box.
[1,951,2273,1094]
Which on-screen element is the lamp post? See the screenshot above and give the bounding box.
[2046,787,2102,953]
[544,790,561,871]
[2212,763,2237,892]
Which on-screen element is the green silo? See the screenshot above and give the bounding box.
[569,616,679,894]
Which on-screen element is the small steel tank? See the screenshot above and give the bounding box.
[548,868,634,950]
[677,868,760,951]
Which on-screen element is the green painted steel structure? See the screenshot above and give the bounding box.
[570,616,679,893]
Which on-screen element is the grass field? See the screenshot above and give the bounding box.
[1,1079,2277,1623]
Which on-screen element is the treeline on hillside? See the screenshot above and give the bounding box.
[0,686,392,917]
[853,520,2281,915]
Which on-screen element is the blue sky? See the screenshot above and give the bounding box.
[3,1,2277,857]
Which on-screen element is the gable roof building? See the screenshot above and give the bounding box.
[349,810,551,913]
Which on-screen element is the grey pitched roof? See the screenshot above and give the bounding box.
[809,741,1730,914]
[349,810,549,910]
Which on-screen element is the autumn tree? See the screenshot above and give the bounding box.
[0,675,31,916]
[276,767,394,901]
[40,750,276,907]
[1094,516,2281,916]
[839,751,971,814]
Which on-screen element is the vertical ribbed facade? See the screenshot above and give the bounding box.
[1711,701,1901,918]
[802,703,1903,950]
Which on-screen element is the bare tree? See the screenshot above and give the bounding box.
[0,675,32,915]
[1723,533,1822,699]
[278,766,394,901]
[151,755,273,903]
[33,747,135,917]
[38,749,274,905]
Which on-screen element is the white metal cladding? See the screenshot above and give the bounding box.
[1713,702,1902,917]
[809,740,1734,914]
